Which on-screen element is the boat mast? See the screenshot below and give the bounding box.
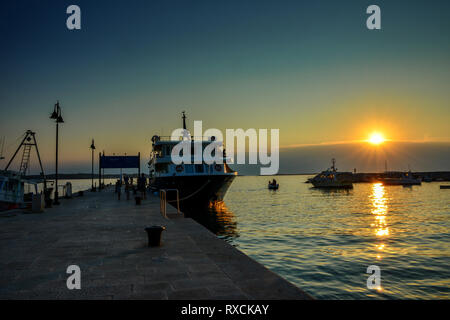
[182,111,187,130]
[181,111,191,140]
[0,136,4,160]
[331,158,336,172]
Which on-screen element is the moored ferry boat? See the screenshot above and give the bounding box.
[148,113,237,212]
[310,158,353,189]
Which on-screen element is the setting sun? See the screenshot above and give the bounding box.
[368,133,385,145]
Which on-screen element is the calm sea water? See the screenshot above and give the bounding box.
[196,175,450,299]
[50,176,449,299]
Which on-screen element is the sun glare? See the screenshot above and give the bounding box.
[368,133,385,145]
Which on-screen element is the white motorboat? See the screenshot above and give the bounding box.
[310,158,353,189]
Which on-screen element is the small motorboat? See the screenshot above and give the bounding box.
[380,171,421,186]
[268,183,279,190]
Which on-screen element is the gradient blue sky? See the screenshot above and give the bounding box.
[1,0,449,173]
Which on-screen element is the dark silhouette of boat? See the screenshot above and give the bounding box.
[149,112,237,212]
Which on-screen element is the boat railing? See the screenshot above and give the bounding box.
[154,136,223,142]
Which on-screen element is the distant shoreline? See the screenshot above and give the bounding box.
[25,171,450,181]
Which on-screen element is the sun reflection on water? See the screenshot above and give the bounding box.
[369,182,390,292]
[371,183,389,239]
[188,201,239,242]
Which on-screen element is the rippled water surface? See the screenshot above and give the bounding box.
[196,175,450,299]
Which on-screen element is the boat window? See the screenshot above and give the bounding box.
[164,145,172,157]
[195,164,204,173]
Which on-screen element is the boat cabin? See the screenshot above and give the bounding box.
[149,136,235,178]
[0,171,24,208]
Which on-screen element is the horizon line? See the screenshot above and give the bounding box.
[280,138,450,149]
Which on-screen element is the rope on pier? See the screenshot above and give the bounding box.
[166,179,210,202]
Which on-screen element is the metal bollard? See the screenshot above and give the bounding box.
[144,226,166,247]
[135,196,142,205]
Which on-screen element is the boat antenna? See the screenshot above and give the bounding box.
[0,136,4,160]
[182,111,187,130]
[331,158,336,171]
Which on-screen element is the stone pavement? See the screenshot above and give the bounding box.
[0,188,312,299]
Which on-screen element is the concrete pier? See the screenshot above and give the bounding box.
[0,188,312,300]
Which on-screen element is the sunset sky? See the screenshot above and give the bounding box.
[1,0,449,174]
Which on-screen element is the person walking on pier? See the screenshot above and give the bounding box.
[115,179,122,200]
[125,179,130,200]
[138,173,147,200]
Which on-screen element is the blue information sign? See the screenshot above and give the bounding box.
[100,156,140,169]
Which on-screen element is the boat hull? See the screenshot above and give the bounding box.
[381,179,421,186]
[150,175,236,213]
[311,181,353,189]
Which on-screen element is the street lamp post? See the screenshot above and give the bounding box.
[90,139,96,191]
[50,101,64,205]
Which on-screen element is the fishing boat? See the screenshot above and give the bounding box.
[0,171,25,211]
[149,112,237,212]
[0,130,48,211]
[310,158,353,189]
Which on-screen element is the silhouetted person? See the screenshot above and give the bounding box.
[125,180,130,200]
[115,179,122,200]
[138,174,147,199]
